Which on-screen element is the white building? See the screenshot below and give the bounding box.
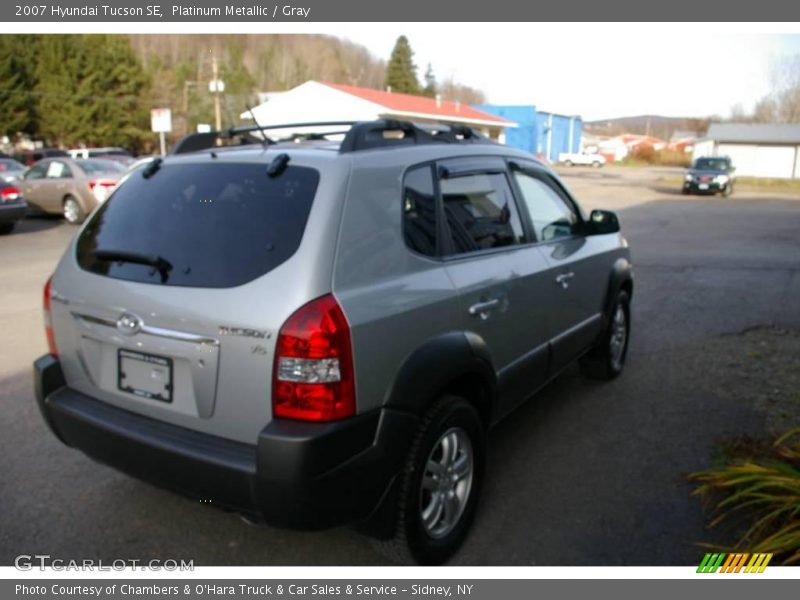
[693,123,800,179]
[241,81,514,140]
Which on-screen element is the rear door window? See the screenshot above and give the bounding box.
[76,162,320,288]
[402,165,438,257]
[46,161,72,179]
[440,172,526,255]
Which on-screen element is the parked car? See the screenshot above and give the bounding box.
[0,180,27,234]
[558,151,607,168]
[33,120,633,565]
[67,147,132,160]
[0,158,27,183]
[14,148,69,166]
[19,158,126,224]
[683,156,736,196]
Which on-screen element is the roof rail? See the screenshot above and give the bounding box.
[339,119,495,153]
[170,119,496,155]
[170,121,358,155]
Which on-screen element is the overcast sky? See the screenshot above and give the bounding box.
[341,25,800,121]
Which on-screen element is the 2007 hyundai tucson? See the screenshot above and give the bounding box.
[34,120,632,565]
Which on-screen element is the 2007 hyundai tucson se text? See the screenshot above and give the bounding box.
[33,120,632,565]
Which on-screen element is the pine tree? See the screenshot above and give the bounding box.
[422,63,437,98]
[33,35,150,152]
[34,36,85,147]
[0,36,38,137]
[78,35,151,150]
[385,36,420,95]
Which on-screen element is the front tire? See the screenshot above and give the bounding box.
[0,222,15,234]
[379,396,485,565]
[592,161,601,168]
[722,182,734,197]
[564,160,573,167]
[580,290,630,380]
[63,195,84,225]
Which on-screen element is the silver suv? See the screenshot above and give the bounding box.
[34,120,632,565]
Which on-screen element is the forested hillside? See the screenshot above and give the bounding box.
[0,34,486,153]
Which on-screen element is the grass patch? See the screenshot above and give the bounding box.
[737,177,800,192]
[657,175,800,194]
[690,429,800,564]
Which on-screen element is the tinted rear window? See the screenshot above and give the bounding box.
[76,162,320,288]
[78,159,126,174]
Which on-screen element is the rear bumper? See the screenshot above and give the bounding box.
[34,354,417,530]
[0,201,27,223]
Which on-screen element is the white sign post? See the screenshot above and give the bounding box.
[150,108,173,156]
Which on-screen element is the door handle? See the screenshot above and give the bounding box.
[555,272,575,289]
[468,298,500,320]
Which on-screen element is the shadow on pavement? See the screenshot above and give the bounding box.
[13,215,66,235]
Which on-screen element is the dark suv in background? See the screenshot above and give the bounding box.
[683,156,736,196]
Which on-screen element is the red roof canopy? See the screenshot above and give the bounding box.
[323,82,511,126]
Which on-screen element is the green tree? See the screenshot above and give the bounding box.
[385,35,420,94]
[34,35,150,152]
[78,35,151,151]
[422,63,437,98]
[0,36,39,137]
[34,36,85,146]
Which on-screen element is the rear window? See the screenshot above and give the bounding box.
[78,159,126,174]
[76,162,320,288]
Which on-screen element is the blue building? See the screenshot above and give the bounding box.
[473,104,582,162]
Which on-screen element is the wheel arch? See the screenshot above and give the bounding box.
[604,256,633,320]
[382,331,497,428]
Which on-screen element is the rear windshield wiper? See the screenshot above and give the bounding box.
[92,249,173,283]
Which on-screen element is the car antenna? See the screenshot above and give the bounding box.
[246,104,270,149]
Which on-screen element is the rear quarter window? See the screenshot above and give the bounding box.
[76,162,320,288]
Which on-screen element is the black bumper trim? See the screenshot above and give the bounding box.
[33,354,418,530]
[0,201,27,223]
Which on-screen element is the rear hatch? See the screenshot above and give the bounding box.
[48,156,340,444]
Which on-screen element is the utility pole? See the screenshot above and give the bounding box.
[211,53,222,132]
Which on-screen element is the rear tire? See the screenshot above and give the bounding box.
[376,396,485,565]
[63,196,84,225]
[564,160,573,167]
[580,290,630,380]
[592,161,601,168]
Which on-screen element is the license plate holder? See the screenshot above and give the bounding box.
[118,349,173,403]
[698,183,709,190]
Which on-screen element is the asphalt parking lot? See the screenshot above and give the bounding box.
[1,166,798,565]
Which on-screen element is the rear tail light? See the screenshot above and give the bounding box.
[43,276,58,357]
[272,294,355,422]
[0,186,20,202]
[89,179,116,203]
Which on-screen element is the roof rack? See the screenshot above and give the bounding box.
[170,119,496,155]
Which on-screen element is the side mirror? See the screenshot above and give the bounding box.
[586,209,620,235]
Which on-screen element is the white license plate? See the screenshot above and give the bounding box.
[118,349,173,403]
[698,183,709,190]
